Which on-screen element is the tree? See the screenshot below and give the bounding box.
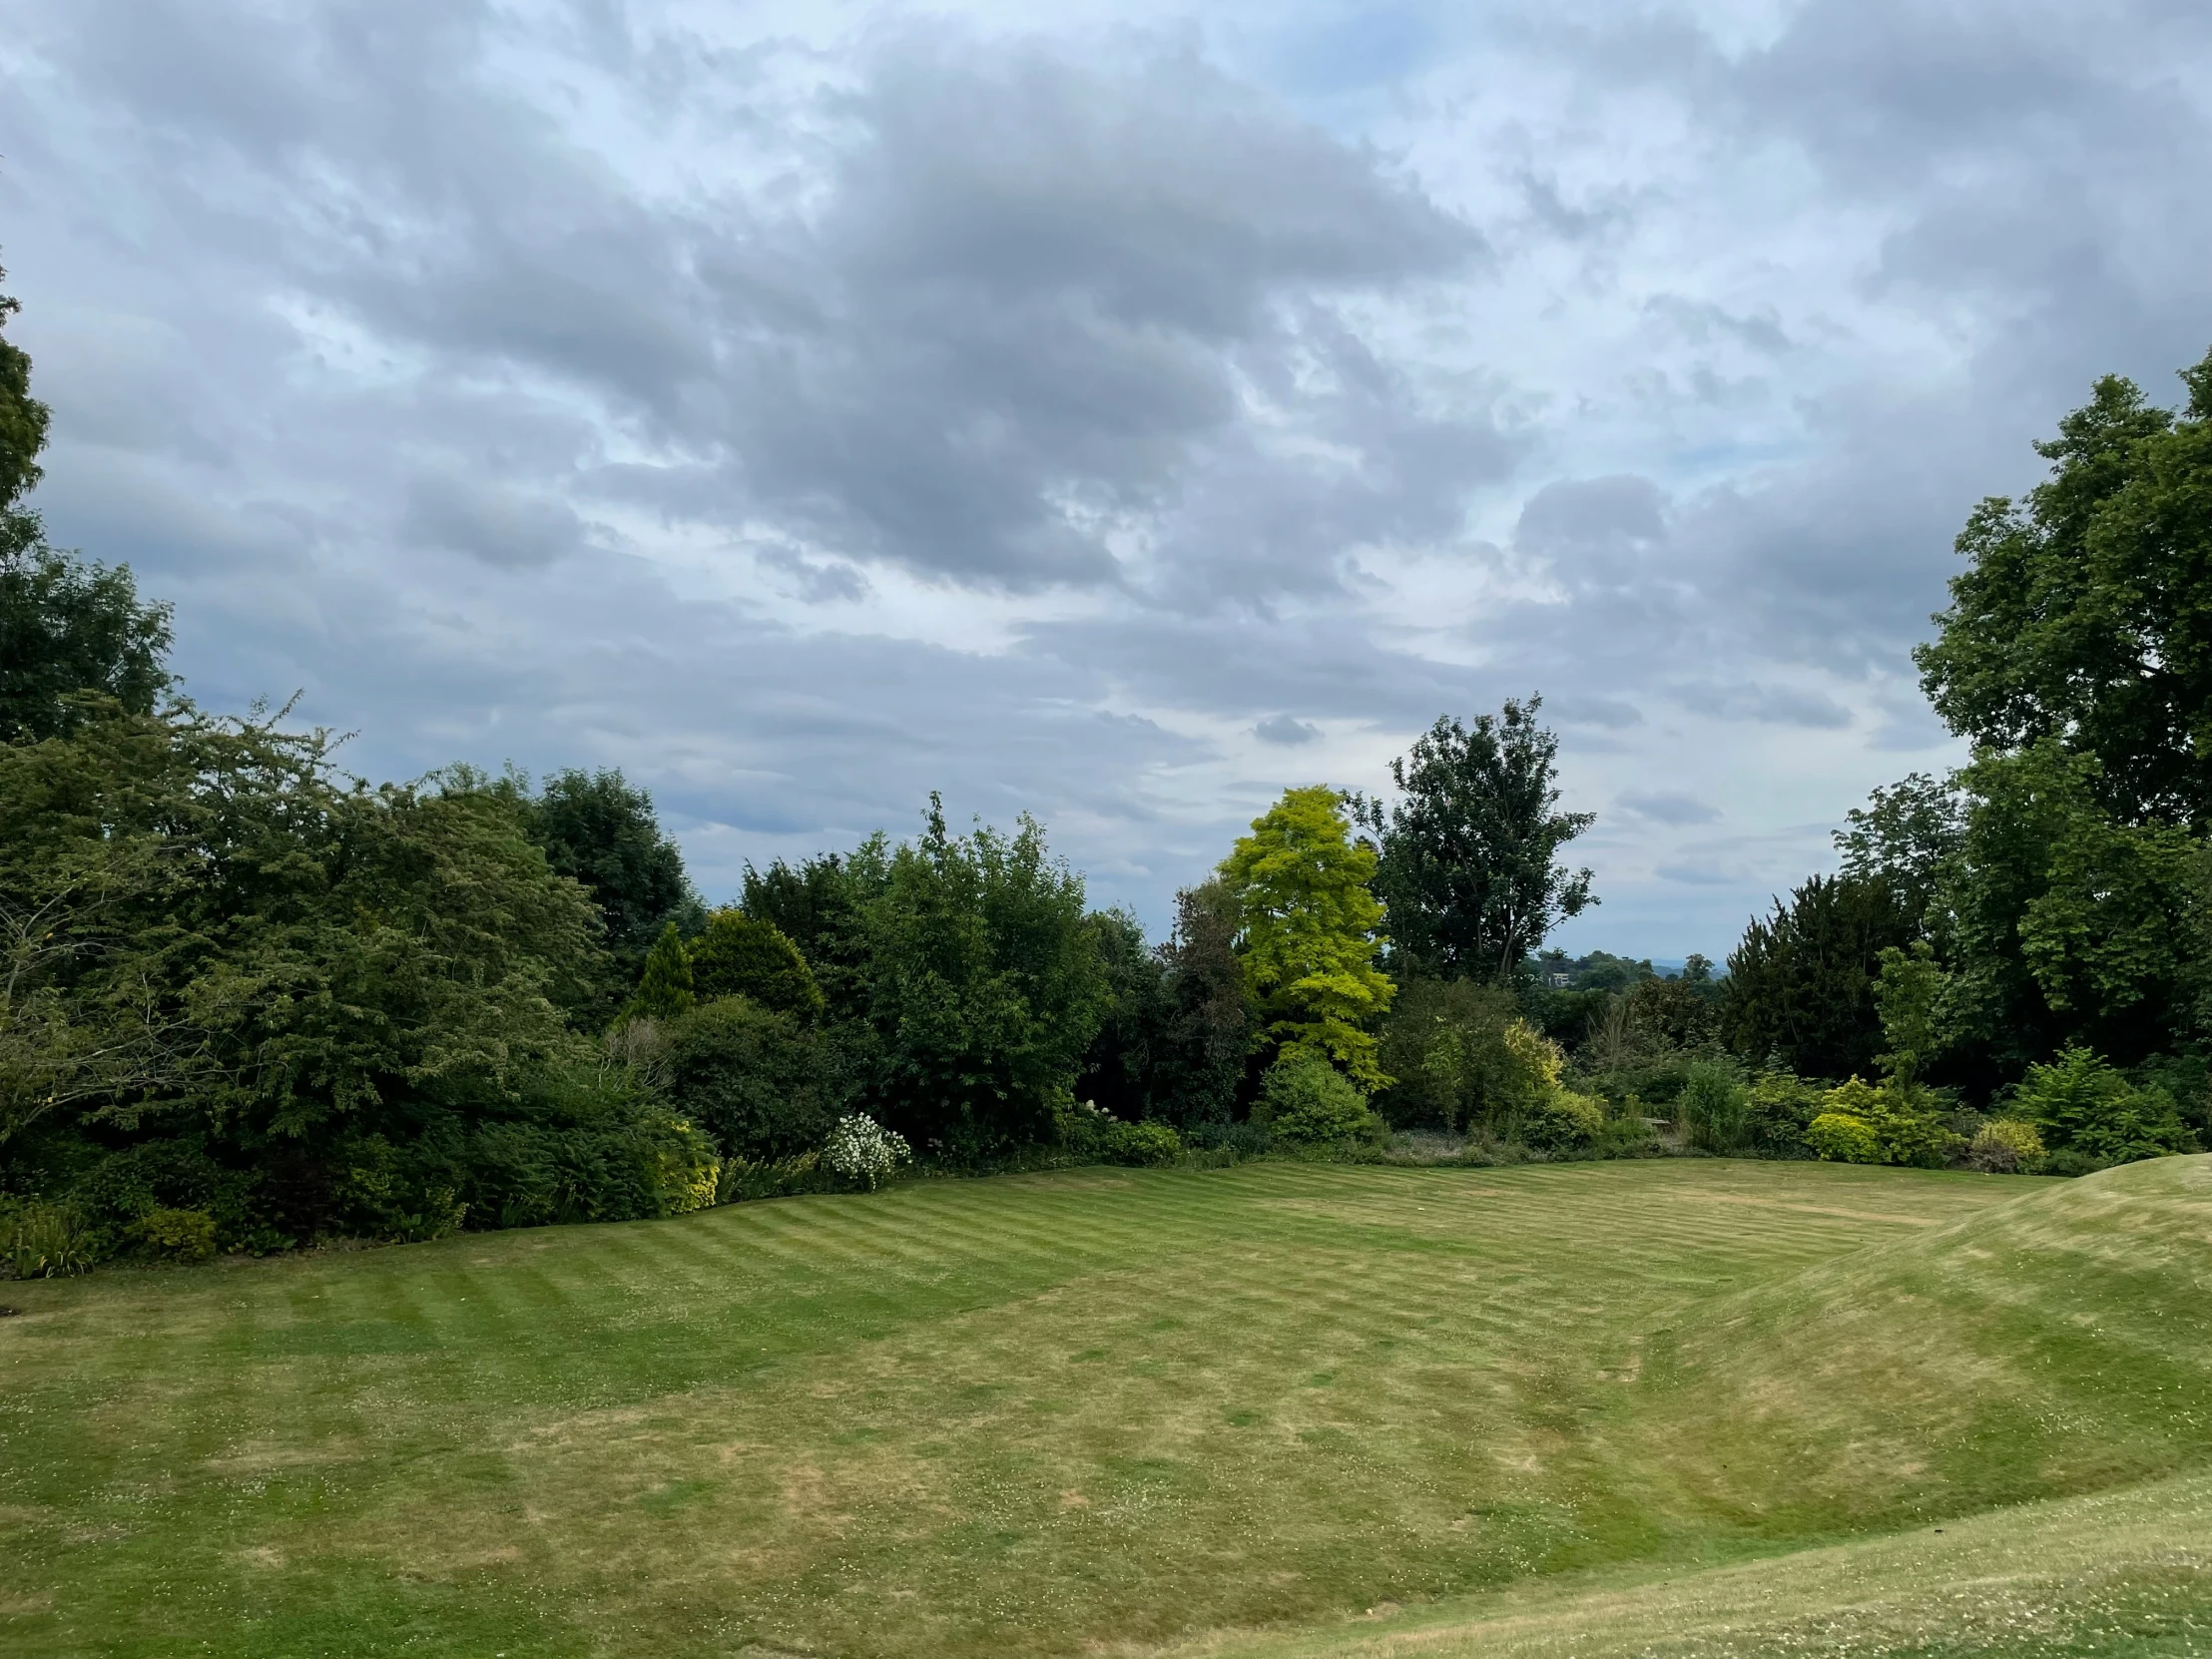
[1220,786,1393,1088]
[686,909,824,1020]
[628,923,696,1021]
[1147,880,1253,1127]
[1,547,177,745]
[851,798,1106,1157]
[1916,350,2212,830]
[1356,700,1595,982]
[1836,773,1961,925]
[1075,907,1166,1122]
[1873,941,1947,1093]
[0,263,52,517]
[1937,740,2199,1075]
[1721,874,1917,1079]
[742,853,870,1017]
[523,770,702,971]
[0,279,175,746]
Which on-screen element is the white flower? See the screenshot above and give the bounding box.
[823,1115,912,1190]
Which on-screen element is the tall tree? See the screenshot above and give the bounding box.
[523,770,702,971]
[0,269,175,745]
[1220,786,1393,1088]
[1721,873,1917,1080]
[1147,881,1253,1127]
[1916,350,2212,829]
[1356,700,1596,982]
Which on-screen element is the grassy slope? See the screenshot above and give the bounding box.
[1,1157,2205,1658]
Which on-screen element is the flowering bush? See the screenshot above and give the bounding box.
[1967,1117,2046,1173]
[824,1115,912,1190]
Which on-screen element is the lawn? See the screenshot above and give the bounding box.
[3,1156,2208,1658]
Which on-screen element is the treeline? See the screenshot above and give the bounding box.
[5,275,2210,1274]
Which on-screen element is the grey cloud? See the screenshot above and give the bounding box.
[1673,681,1854,730]
[1256,715,1322,745]
[1618,791,1719,826]
[401,473,597,568]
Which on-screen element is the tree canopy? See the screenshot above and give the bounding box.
[1357,700,1595,983]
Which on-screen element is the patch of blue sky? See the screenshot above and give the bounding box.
[1217,1,1456,132]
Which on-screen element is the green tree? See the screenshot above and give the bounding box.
[1356,700,1596,982]
[524,770,702,972]
[1873,940,1947,1093]
[1220,786,1394,1088]
[1722,874,1918,1079]
[1938,741,2199,1074]
[1146,880,1253,1128]
[2011,1046,2198,1170]
[1917,350,2212,829]
[852,798,1106,1156]
[685,909,824,1020]
[1074,907,1166,1122]
[1,547,177,745]
[0,263,52,519]
[628,923,696,1021]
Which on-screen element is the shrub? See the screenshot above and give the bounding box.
[1521,1088,1604,1156]
[2012,1046,2200,1170]
[1,1200,94,1279]
[1255,1050,1382,1147]
[1967,1117,2046,1173]
[824,1114,911,1190]
[686,911,826,1020]
[1808,1077,1961,1168]
[1676,1061,1750,1153]
[1105,1119,1183,1167]
[1742,1072,1826,1157]
[718,1151,836,1204]
[663,996,839,1163]
[1807,1110,1882,1164]
[133,1208,219,1263]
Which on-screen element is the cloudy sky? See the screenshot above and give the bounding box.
[5,0,2210,957]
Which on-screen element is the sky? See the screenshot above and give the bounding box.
[4,0,2210,959]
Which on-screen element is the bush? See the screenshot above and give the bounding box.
[133,1208,219,1263]
[1,1200,94,1279]
[1742,1072,1826,1157]
[1522,1088,1604,1156]
[1255,1050,1382,1147]
[824,1114,911,1190]
[1374,978,1520,1130]
[2012,1046,2200,1170]
[458,1108,720,1229]
[1967,1117,2046,1173]
[1676,1061,1750,1153]
[686,910,826,1020]
[662,996,840,1163]
[718,1151,837,1204]
[1807,1111,1882,1163]
[1809,1077,1961,1168]
[1105,1119,1183,1167]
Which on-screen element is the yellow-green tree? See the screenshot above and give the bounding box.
[1219,786,1394,1088]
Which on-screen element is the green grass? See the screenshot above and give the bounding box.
[2,1156,2208,1658]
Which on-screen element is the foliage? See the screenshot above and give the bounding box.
[658,996,841,1163]
[1252,1049,1381,1147]
[1057,1099,1184,1166]
[1967,1117,2046,1174]
[1805,1109,1882,1164]
[1721,873,1918,1079]
[850,799,1106,1158]
[1741,1071,1827,1158]
[525,769,702,972]
[823,1113,910,1189]
[1873,940,1947,1091]
[1373,976,1521,1130]
[1916,350,2212,830]
[1676,1061,1750,1153]
[2010,1045,2199,1172]
[628,922,697,1021]
[686,909,824,1020]
[1356,700,1596,982]
[0,544,175,746]
[0,265,51,513]
[1144,881,1254,1129]
[1521,1087,1605,1156]
[133,1206,218,1263]
[1221,786,1394,1086]
[0,1197,91,1279]
[1837,773,1961,924]
[1805,1077,1961,1169]
[742,853,868,1014]
[1075,907,1166,1122]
